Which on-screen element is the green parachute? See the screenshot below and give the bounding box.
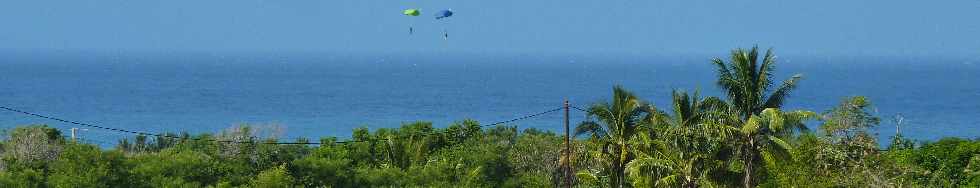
[403,9,421,16]
[403,9,421,34]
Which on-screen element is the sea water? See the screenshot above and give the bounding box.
[2,52,978,147]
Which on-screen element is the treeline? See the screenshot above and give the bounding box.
[2,47,979,187]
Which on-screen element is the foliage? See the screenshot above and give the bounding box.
[46,143,129,187]
[890,137,980,186]
[711,46,813,188]
[250,164,295,188]
[0,47,977,187]
[508,128,562,186]
[626,90,730,188]
[575,85,657,188]
[290,141,352,187]
[2,125,64,170]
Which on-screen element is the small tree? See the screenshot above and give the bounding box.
[2,125,64,169]
[46,143,129,187]
[251,164,295,188]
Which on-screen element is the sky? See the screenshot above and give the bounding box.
[2,0,979,57]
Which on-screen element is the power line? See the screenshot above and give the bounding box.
[1,106,562,145]
[0,106,260,144]
[570,106,593,114]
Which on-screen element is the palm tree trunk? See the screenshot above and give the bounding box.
[619,140,629,188]
[743,138,755,188]
[743,157,753,188]
[609,159,621,188]
[687,181,699,188]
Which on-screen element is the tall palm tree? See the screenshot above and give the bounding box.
[711,46,813,187]
[627,90,730,188]
[712,46,802,120]
[575,85,656,188]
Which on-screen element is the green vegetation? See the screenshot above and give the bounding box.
[2,47,978,187]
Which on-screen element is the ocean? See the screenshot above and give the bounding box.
[2,52,979,147]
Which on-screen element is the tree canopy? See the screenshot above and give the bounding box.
[1,47,976,187]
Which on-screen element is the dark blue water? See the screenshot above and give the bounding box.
[2,52,979,147]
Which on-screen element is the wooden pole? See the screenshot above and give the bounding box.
[564,99,572,188]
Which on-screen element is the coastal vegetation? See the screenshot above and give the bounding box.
[2,47,979,187]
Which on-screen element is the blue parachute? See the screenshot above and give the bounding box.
[434,9,454,39]
[435,10,453,19]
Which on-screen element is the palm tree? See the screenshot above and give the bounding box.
[575,85,656,188]
[711,46,813,187]
[626,90,730,188]
[735,108,813,187]
[627,143,719,188]
[712,46,802,120]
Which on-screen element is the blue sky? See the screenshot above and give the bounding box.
[2,0,979,57]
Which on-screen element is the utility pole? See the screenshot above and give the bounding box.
[564,99,572,188]
[70,128,87,142]
[895,114,904,136]
[71,127,78,142]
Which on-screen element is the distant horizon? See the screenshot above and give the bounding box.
[3,48,979,64]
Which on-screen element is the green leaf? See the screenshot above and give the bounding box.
[768,135,792,151]
[742,116,761,135]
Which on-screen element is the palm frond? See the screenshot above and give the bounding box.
[627,157,673,176]
[712,58,742,103]
[760,108,785,132]
[742,116,762,135]
[757,48,776,96]
[768,135,792,151]
[576,170,601,185]
[672,90,692,124]
[760,149,777,169]
[655,174,680,187]
[761,137,793,167]
[762,74,803,109]
[588,103,615,126]
[782,110,817,133]
[575,121,607,140]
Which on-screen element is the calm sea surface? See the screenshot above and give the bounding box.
[2,53,979,147]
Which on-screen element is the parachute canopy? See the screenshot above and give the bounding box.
[435,10,453,19]
[403,9,421,16]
